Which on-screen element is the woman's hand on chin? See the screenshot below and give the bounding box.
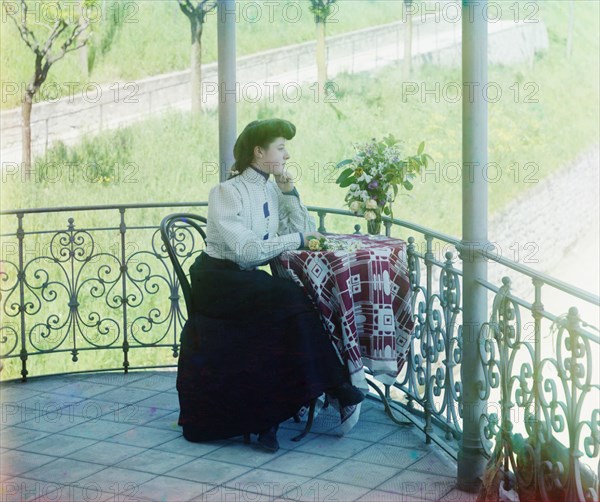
[275,173,294,193]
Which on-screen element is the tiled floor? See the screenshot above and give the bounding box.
[0,371,479,502]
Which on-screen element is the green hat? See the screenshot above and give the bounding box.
[233,119,296,161]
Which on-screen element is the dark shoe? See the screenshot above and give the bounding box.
[328,382,365,408]
[257,425,279,452]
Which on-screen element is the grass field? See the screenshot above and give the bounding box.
[1,0,599,379]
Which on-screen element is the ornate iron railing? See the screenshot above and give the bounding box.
[1,203,598,500]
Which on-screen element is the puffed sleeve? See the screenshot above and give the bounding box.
[208,183,302,269]
[277,186,317,235]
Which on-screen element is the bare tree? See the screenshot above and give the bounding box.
[178,0,216,114]
[4,0,92,180]
[308,0,337,93]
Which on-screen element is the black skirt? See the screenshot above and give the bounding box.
[176,252,346,442]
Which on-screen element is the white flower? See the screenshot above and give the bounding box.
[365,199,378,210]
[349,201,363,212]
[357,172,373,184]
[364,210,377,221]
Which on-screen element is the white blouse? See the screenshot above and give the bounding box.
[205,167,317,270]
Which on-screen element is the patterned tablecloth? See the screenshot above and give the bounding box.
[272,233,415,432]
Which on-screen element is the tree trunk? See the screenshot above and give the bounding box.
[79,1,89,74]
[21,90,34,181]
[403,7,413,78]
[566,0,574,59]
[191,23,203,113]
[316,20,327,93]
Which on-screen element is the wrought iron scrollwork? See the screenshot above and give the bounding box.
[480,276,600,502]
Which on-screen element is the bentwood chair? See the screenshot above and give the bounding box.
[159,213,208,318]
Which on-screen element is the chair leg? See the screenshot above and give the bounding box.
[292,399,316,442]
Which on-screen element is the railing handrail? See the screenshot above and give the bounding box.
[2,202,598,307]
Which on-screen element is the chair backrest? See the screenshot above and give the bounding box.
[159,213,208,317]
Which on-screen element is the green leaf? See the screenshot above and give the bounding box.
[383,206,391,215]
[403,180,414,190]
[383,134,397,147]
[393,184,398,197]
[335,158,353,169]
[335,167,354,184]
[417,141,425,155]
[339,176,356,188]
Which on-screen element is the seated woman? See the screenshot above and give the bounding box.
[176,118,364,452]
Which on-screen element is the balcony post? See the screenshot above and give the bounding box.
[457,0,488,492]
[217,0,237,182]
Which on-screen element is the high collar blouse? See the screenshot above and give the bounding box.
[205,167,317,270]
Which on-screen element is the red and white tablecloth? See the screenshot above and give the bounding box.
[273,233,415,431]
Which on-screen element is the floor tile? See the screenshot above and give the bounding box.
[263,428,319,450]
[204,441,286,468]
[144,411,181,431]
[133,475,210,502]
[20,458,106,484]
[74,372,151,386]
[11,394,87,424]
[16,433,96,457]
[260,450,343,478]
[0,477,63,502]
[125,374,176,392]
[98,402,173,425]
[0,387,41,404]
[352,443,428,469]
[91,386,160,406]
[200,485,274,501]
[0,427,49,449]
[379,427,433,450]
[1,394,79,428]
[105,425,181,448]
[360,408,405,425]
[0,450,57,477]
[13,376,71,393]
[165,458,251,485]
[438,487,479,501]
[409,449,458,477]
[59,417,136,440]
[376,470,456,501]
[295,434,372,459]
[46,381,117,399]
[153,436,227,457]
[17,413,89,434]
[357,488,419,501]
[65,441,145,464]
[114,449,195,475]
[225,469,311,498]
[317,459,401,489]
[135,391,179,411]
[76,466,155,497]
[287,479,371,501]
[338,419,398,443]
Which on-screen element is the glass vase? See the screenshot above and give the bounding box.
[367,218,382,235]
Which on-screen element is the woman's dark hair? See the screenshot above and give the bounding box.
[229,118,296,179]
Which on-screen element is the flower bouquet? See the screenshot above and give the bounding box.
[335,135,432,234]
